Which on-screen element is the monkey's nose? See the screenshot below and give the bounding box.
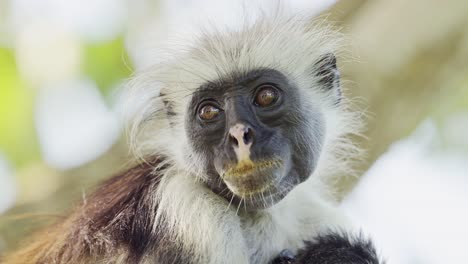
[229,124,254,162]
[229,123,254,147]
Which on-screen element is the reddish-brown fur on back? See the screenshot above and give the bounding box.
[2,157,169,264]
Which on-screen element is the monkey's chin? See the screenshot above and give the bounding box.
[221,163,293,210]
[224,179,294,210]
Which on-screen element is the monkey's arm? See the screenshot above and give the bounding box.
[272,231,382,264]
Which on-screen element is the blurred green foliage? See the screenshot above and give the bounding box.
[0,48,40,168]
[83,37,132,95]
[0,37,132,169]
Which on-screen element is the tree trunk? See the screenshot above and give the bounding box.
[324,0,468,198]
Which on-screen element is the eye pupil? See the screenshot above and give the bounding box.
[199,104,220,120]
[255,86,278,107]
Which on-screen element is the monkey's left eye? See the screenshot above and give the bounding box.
[254,85,279,107]
[199,104,221,121]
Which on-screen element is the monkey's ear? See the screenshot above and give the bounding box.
[159,92,177,126]
[314,53,341,99]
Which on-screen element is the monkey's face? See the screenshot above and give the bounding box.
[186,69,326,210]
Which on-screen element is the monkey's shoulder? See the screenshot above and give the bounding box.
[5,157,187,264]
[70,156,187,263]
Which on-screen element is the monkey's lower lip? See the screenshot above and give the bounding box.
[221,160,283,196]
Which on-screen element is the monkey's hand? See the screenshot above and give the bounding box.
[271,249,296,264]
[272,232,383,264]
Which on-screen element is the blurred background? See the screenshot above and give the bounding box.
[0,0,467,263]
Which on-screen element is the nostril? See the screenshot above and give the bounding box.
[243,127,254,145]
[229,134,239,146]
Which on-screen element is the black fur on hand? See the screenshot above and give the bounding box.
[271,249,296,264]
[294,231,383,264]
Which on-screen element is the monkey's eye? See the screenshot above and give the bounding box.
[254,85,279,107]
[199,104,221,121]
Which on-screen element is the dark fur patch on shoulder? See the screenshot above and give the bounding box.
[87,158,164,259]
[60,157,191,263]
[295,231,383,264]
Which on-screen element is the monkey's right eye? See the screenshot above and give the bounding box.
[199,104,221,121]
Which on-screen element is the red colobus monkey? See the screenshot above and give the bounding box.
[3,13,382,264]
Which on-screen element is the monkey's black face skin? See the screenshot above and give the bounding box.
[186,69,325,210]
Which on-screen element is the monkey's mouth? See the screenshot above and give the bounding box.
[224,159,282,177]
[221,159,284,196]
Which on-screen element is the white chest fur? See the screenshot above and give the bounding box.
[240,180,350,263]
[157,173,349,264]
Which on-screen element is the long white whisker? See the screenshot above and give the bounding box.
[225,193,235,213]
[236,197,243,216]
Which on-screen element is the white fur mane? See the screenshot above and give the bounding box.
[125,12,364,264]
